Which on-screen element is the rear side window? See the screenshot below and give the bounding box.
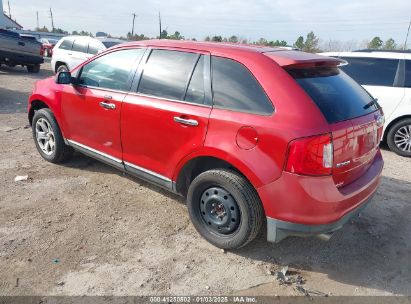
[340,57,400,87]
[72,40,88,53]
[289,67,379,124]
[405,60,411,88]
[59,39,73,50]
[138,49,199,100]
[211,56,273,115]
[185,56,205,104]
[88,40,103,55]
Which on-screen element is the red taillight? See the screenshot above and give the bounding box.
[285,134,333,176]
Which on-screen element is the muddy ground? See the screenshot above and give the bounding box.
[0,64,410,297]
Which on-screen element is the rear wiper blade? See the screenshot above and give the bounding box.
[363,98,378,110]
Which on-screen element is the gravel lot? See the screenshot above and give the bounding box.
[0,63,410,296]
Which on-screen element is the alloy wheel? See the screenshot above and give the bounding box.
[394,125,411,153]
[35,118,55,155]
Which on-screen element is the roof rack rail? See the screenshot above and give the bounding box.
[353,49,411,53]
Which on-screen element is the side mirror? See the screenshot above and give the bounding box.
[56,71,73,84]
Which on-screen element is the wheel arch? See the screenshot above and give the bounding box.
[54,61,67,73]
[383,115,411,142]
[173,150,263,197]
[28,99,49,125]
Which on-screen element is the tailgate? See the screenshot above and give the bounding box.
[332,109,384,188]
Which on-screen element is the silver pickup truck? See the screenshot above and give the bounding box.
[0,29,44,73]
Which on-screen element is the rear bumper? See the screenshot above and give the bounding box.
[258,150,383,242]
[266,194,373,242]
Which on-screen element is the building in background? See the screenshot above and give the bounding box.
[0,0,23,29]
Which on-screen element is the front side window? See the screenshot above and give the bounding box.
[59,39,73,50]
[340,57,400,87]
[78,49,144,91]
[211,56,273,115]
[138,49,199,100]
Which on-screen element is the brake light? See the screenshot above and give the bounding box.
[285,134,333,176]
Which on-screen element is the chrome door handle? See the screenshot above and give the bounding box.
[173,116,199,126]
[99,101,116,109]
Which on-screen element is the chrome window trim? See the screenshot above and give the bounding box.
[124,91,212,108]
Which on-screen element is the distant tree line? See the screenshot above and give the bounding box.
[34,26,407,52]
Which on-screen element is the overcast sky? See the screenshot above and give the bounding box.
[4,0,411,44]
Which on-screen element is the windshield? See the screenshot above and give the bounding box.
[288,66,380,123]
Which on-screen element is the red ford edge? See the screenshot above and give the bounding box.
[28,40,384,249]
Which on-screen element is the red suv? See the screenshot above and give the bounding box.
[28,40,384,249]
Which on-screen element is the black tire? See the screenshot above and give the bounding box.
[387,118,411,157]
[27,64,40,73]
[32,108,74,163]
[56,64,68,73]
[187,169,264,249]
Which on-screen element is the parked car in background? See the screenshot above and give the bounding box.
[29,40,384,249]
[51,36,124,73]
[39,38,59,57]
[321,50,411,157]
[0,29,43,73]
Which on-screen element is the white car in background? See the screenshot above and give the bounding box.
[321,50,411,157]
[51,35,124,74]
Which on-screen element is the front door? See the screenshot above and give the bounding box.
[61,48,145,162]
[121,49,212,186]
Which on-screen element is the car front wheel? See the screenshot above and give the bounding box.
[387,118,411,157]
[32,108,73,163]
[187,169,264,249]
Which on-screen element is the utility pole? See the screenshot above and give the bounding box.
[49,7,55,32]
[159,12,162,39]
[7,0,11,18]
[131,13,136,37]
[404,19,411,51]
[36,11,39,29]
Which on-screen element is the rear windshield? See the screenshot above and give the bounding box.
[288,67,379,123]
[102,41,121,48]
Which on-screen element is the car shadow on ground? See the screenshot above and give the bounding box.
[60,153,411,295]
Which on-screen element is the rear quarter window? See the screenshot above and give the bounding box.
[288,67,379,124]
[340,57,400,87]
[211,56,273,115]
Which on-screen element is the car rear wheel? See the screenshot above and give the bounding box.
[387,118,411,157]
[32,108,74,163]
[56,64,68,73]
[187,169,264,249]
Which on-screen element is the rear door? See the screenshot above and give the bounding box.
[340,56,405,120]
[289,66,384,188]
[121,48,212,185]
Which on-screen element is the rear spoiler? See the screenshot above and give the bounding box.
[263,50,346,69]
